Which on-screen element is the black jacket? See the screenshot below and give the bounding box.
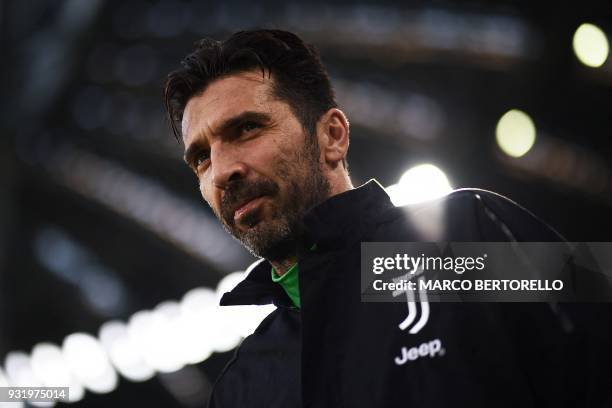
[209,180,612,408]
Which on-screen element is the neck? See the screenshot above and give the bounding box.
[270,173,353,277]
[270,257,298,277]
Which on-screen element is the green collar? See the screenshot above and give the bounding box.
[270,245,316,308]
[271,263,300,308]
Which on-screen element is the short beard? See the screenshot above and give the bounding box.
[215,137,330,262]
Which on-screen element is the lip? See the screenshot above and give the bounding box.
[233,195,266,222]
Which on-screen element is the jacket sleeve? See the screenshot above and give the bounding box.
[447,188,564,242]
[462,189,612,407]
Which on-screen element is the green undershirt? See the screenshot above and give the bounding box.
[271,263,301,308]
[270,245,316,308]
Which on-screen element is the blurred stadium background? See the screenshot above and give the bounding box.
[1,0,611,406]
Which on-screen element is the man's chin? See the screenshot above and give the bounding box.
[228,219,265,244]
[232,220,295,260]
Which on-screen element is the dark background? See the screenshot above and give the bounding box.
[1,0,611,406]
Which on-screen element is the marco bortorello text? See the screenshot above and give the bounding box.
[360,242,612,302]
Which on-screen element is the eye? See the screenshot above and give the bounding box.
[239,121,261,135]
[194,150,210,169]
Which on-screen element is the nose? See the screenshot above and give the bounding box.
[210,142,248,190]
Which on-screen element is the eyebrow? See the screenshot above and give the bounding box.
[183,110,272,166]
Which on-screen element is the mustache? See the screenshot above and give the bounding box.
[220,178,279,224]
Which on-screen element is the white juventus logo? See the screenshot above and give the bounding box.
[391,269,444,366]
[392,273,430,334]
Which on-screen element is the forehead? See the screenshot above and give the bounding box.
[181,71,274,143]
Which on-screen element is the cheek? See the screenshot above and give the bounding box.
[272,132,299,156]
[247,137,279,161]
[198,176,215,207]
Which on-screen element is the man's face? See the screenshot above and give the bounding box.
[181,71,330,261]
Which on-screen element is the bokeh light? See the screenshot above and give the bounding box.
[572,23,609,68]
[496,109,536,158]
[99,321,155,382]
[386,164,453,206]
[178,288,218,363]
[4,352,52,407]
[30,343,84,403]
[0,365,24,407]
[62,333,118,394]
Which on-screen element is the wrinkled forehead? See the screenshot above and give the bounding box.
[181,71,275,143]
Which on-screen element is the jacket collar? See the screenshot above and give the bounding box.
[219,179,394,306]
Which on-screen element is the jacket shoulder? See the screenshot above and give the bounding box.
[376,188,564,242]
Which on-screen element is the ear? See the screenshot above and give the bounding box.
[317,108,350,169]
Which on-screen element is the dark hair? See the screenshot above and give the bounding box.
[164,29,338,144]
